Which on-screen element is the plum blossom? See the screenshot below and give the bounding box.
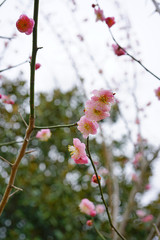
[85,100,110,121]
[105,17,115,28]
[94,8,105,22]
[96,204,105,214]
[136,210,146,218]
[141,215,153,223]
[68,138,88,164]
[112,44,126,56]
[155,87,160,100]
[77,116,99,138]
[35,63,41,70]
[91,174,101,184]
[86,220,93,226]
[0,94,14,104]
[91,89,115,107]
[133,152,143,167]
[16,14,35,35]
[36,129,51,141]
[79,198,96,216]
[145,184,151,190]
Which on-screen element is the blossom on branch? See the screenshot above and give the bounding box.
[105,17,115,28]
[16,14,35,35]
[0,94,14,104]
[68,138,88,164]
[155,86,160,100]
[94,8,105,22]
[86,220,93,226]
[91,174,101,184]
[36,129,51,141]
[35,63,41,70]
[79,198,96,216]
[91,89,115,107]
[77,116,99,138]
[85,100,110,121]
[112,44,126,56]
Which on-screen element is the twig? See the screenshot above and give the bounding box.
[108,28,160,81]
[0,156,13,166]
[18,111,28,128]
[153,223,160,239]
[94,224,107,240]
[86,137,126,240]
[25,149,36,154]
[0,36,13,40]
[151,0,160,14]
[9,185,23,198]
[34,122,77,130]
[0,0,7,7]
[0,60,29,73]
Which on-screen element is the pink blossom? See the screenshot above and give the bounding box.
[77,116,99,138]
[94,8,105,22]
[105,17,115,28]
[155,87,160,100]
[91,89,115,106]
[135,117,140,125]
[91,174,101,184]
[96,204,105,214]
[16,14,35,35]
[133,152,143,167]
[85,100,110,121]
[136,210,146,218]
[36,129,51,141]
[79,198,96,216]
[0,94,14,104]
[141,215,153,223]
[112,44,126,56]
[145,184,151,190]
[68,138,88,164]
[86,220,93,226]
[35,63,41,70]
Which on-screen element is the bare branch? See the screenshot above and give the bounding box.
[0,0,7,7]
[0,156,13,166]
[0,36,13,40]
[0,60,29,73]
[151,0,160,14]
[18,111,28,128]
[34,122,77,130]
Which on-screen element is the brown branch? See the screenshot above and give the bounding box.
[0,156,13,166]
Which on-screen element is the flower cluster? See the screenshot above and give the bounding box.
[79,199,96,217]
[36,129,51,141]
[16,14,35,35]
[68,138,88,164]
[136,210,153,223]
[0,94,14,104]
[77,89,115,138]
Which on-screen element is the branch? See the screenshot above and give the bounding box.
[34,122,77,130]
[0,156,13,166]
[94,224,107,240]
[0,36,13,40]
[86,137,126,240]
[0,0,7,7]
[0,60,29,73]
[108,28,160,81]
[151,0,160,14]
[0,0,39,216]
[9,185,23,199]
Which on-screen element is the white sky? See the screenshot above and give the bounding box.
[0,0,160,205]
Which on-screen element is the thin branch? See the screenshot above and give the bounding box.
[0,0,39,216]
[86,137,126,240]
[0,0,7,7]
[147,216,160,240]
[153,223,160,239]
[0,36,13,40]
[0,138,36,147]
[151,0,160,14]
[0,60,29,73]
[25,149,36,154]
[0,156,13,166]
[34,122,77,130]
[18,111,28,128]
[94,224,107,240]
[108,28,160,81]
[9,185,23,199]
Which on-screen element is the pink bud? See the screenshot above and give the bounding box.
[35,63,41,70]
[86,220,93,226]
[105,17,115,28]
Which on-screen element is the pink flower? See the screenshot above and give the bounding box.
[112,44,126,56]
[77,116,99,138]
[105,17,115,28]
[96,204,105,214]
[86,220,93,226]
[85,100,110,121]
[133,152,143,167]
[141,215,153,223]
[155,87,160,100]
[0,94,14,104]
[35,63,41,70]
[136,210,146,218]
[91,89,115,106]
[91,174,101,184]
[79,198,96,216]
[16,14,35,35]
[68,138,88,164]
[145,184,151,190]
[94,8,105,22]
[36,129,51,141]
